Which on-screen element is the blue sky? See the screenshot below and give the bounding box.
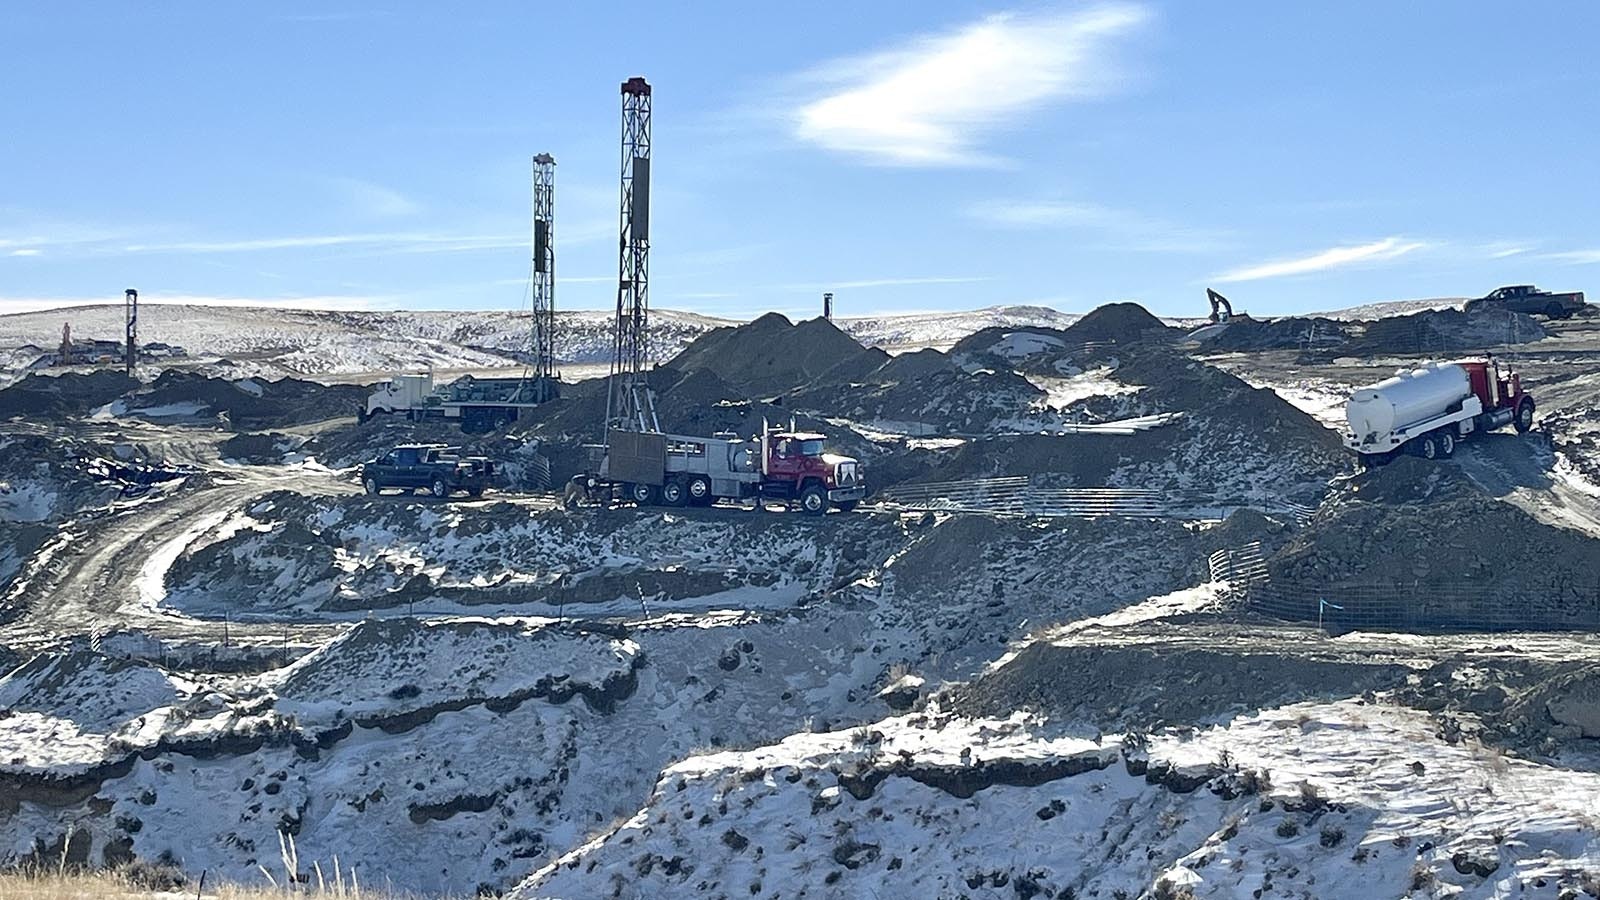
[3,2,1597,318]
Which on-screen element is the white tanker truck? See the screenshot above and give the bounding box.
[1344,355,1535,464]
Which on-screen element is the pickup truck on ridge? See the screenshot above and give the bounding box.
[360,444,493,498]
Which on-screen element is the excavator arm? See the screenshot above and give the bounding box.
[1206,288,1234,324]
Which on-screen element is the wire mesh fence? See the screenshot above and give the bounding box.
[1240,572,1600,633]
[875,477,1315,522]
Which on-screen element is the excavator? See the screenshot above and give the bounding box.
[1206,288,1234,324]
[1187,288,1244,342]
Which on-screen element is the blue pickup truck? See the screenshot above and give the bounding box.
[360,444,493,498]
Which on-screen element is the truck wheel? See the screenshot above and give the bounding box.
[629,483,658,506]
[1513,396,1535,433]
[687,476,712,506]
[1413,434,1439,460]
[835,500,860,513]
[363,477,379,496]
[1438,430,1456,458]
[431,478,450,499]
[1545,303,1565,319]
[467,486,484,498]
[660,479,687,507]
[799,485,827,516]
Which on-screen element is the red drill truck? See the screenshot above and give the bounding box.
[592,422,865,514]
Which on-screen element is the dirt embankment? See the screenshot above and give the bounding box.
[1345,307,1545,356]
[1193,315,1351,351]
[915,347,1347,500]
[1262,458,1600,630]
[0,371,137,421]
[124,372,368,430]
[948,640,1411,730]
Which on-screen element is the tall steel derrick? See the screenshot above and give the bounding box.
[528,152,557,402]
[605,76,658,438]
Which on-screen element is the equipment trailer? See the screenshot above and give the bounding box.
[361,373,558,433]
[1344,355,1535,465]
[589,423,865,514]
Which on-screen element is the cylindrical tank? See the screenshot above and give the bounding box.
[1346,363,1471,439]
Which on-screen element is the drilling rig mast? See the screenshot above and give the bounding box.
[124,288,138,376]
[529,152,557,402]
[604,76,658,439]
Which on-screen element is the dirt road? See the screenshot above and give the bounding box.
[0,426,358,657]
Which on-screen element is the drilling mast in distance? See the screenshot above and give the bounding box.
[605,76,659,439]
[124,288,138,376]
[529,152,557,402]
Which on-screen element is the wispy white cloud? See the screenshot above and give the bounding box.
[1215,237,1427,283]
[969,199,1229,252]
[1541,248,1600,265]
[1483,242,1532,260]
[119,232,523,255]
[793,4,1150,166]
[6,248,42,257]
[328,177,420,217]
[0,293,391,315]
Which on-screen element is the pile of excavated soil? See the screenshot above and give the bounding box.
[218,432,303,464]
[948,637,1410,729]
[125,372,368,430]
[1263,458,1600,630]
[1194,315,1350,351]
[667,313,875,396]
[1348,307,1545,356]
[1060,302,1177,344]
[0,370,138,421]
[788,348,1045,434]
[917,347,1348,500]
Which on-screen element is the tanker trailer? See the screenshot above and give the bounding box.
[1344,356,1535,464]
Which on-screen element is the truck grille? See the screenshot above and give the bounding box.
[836,462,859,486]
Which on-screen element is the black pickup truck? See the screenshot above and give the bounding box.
[1466,284,1588,319]
[360,444,493,498]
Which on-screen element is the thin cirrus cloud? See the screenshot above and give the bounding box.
[969,199,1230,252]
[118,232,526,255]
[1541,248,1600,265]
[1214,237,1427,283]
[792,4,1150,166]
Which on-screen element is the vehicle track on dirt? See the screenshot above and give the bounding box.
[0,431,359,657]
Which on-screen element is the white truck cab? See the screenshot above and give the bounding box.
[364,374,435,420]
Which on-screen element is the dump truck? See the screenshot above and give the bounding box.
[593,423,865,514]
[1344,355,1535,465]
[362,373,556,433]
[360,443,494,498]
[1465,285,1587,319]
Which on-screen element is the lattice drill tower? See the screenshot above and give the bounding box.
[605,76,659,437]
[529,152,557,402]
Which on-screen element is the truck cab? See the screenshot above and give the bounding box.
[761,430,865,514]
[362,374,435,421]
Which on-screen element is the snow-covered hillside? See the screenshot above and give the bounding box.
[0,304,1090,384]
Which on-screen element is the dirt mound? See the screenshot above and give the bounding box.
[1261,461,1600,631]
[666,313,875,395]
[1349,306,1545,355]
[1194,315,1350,351]
[949,639,1409,728]
[916,348,1346,500]
[0,370,137,420]
[218,432,304,464]
[124,372,368,430]
[1061,302,1176,344]
[789,363,1043,435]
